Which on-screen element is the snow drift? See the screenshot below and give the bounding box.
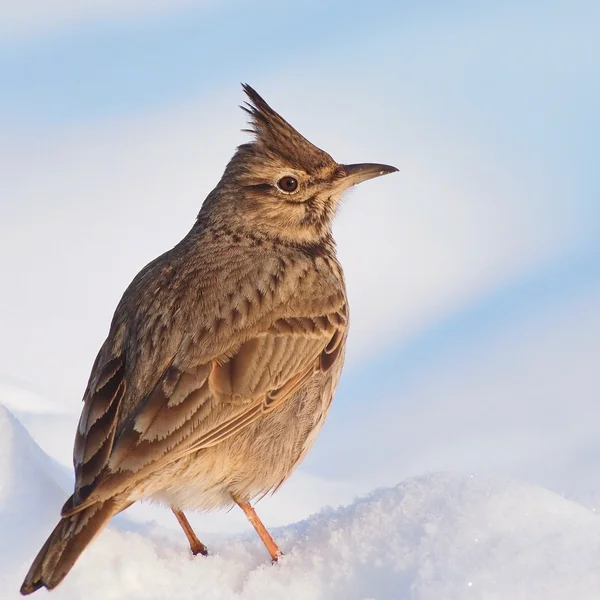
[2,402,600,599]
[0,406,67,592]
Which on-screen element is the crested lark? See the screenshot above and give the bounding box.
[21,84,397,594]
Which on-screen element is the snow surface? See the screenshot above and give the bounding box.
[2,403,600,600]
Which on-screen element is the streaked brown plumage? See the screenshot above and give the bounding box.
[20,84,397,594]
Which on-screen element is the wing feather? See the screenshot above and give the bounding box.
[70,359,126,506]
[64,309,346,517]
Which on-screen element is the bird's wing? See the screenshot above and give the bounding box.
[63,310,346,516]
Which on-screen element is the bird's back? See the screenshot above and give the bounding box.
[99,223,347,402]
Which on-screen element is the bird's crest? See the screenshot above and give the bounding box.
[240,83,334,172]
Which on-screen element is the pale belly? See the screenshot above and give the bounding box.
[148,370,336,512]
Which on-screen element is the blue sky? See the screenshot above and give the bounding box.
[1,0,600,520]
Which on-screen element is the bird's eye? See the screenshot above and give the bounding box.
[277,176,299,193]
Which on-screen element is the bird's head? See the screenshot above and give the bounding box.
[202,84,398,246]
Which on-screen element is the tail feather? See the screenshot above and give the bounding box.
[20,497,127,595]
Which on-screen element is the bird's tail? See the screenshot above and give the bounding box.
[20,496,128,595]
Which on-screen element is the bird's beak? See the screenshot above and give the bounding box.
[339,163,399,189]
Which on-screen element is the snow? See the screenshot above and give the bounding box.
[0,406,67,593]
[2,403,600,599]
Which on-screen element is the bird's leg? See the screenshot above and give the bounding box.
[171,508,208,556]
[234,497,283,562]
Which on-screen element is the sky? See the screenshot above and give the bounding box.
[1,0,600,531]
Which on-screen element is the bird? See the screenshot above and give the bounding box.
[20,83,398,594]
